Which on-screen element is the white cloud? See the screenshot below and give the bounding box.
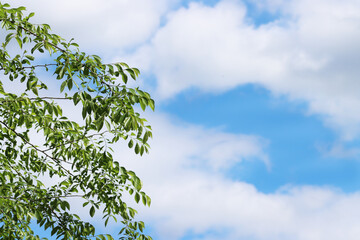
[116,113,360,240]
[8,0,360,138]
[126,0,360,139]
[24,108,269,236]
[10,0,177,56]
[121,112,269,181]
[316,142,360,159]
[5,1,360,239]
[2,83,360,239]
[11,0,360,139]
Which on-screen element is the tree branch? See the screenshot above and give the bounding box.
[0,120,74,177]
[29,96,72,100]
[0,195,85,201]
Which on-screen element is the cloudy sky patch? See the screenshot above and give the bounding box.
[7,0,360,239]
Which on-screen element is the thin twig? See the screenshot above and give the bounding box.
[0,120,74,177]
[0,195,85,201]
[29,97,71,100]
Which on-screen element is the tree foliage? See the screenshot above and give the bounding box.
[0,2,154,239]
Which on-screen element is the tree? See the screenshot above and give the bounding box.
[0,2,154,239]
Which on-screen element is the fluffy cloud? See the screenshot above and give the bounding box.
[26,107,270,237]
[121,112,269,176]
[3,88,360,240]
[11,0,360,138]
[5,1,360,239]
[10,0,177,55]
[127,0,360,139]
[118,113,360,240]
[142,182,360,240]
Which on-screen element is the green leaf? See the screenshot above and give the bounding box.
[90,206,95,217]
[128,139,134,148]
[35,210,42,220]
[135,143,140,154]
[105,120,111,132]
[25,55,35,61]
[60,81,67,93]
[129,188,134,195]
[32,87,38,95]
[58,66,65,79]
[28,12,35,18]
[140,145,144,156]
[106,234,114,240]
[98,235,106,240]
[15,36,22,48]
[4,33,13,45]
[121,72,128,84]
[132,68,140,77]
[146,196,151,207]
[119,62,129,68]
[135,192,140,203]
[67,78,73,90]
[134,176,142,191]
[142,194,147,205]
[125,68,136,80]
[139,98,146,111]
[0,5,155,240]
[148,99,155,111]
[96,117,104,131]
[87,86,95,92]
[73,92,80,105]
[143,132,149,144]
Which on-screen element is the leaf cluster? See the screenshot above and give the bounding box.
[0,2,154,240]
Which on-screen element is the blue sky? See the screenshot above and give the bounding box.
[8,0,360,239]
[160,85,357,192]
